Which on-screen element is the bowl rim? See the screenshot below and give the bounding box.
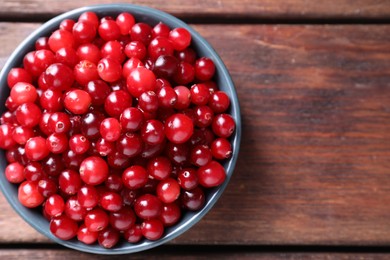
[0,3,242,255]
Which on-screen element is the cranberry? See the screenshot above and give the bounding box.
[65,196,87,221]
[180,186,205,211]
[50,215,78,240]
[124,41,146,60]
[15,102,42,128]
[197,160,226,188]
[130,23,152,46]
[116,12,135,35]
[73,21,97,44]
[98,20,121,41]
[141,218,164,240]
[160,202,181,226]
[109,206,136,231]
[164,113,194,144]
[177,168,198,190]
[18,180,45,208]
[124,224,143,243]
[44,194,65,217]
[84,208,109,232]
[104,90,132,117]
[25,136,50,161]
[212,113,236,138]
[209,91,230,113]
[156,178,181,203]
[100,117,121,142]
[59,169,82,195]
[79,156,109,185]
[195,57,215,81]
[122,165,148,190]
[100,191,123,212]
[77,43,101,64]
[5,162,25,183]
[169,27,191,51]
[134,194,163,220]
[98,227,120,248]
[7,68,32,88]
[77,224,98,245]
[64,89,92,114]
[127,67,156,98]
[48,29,75,52]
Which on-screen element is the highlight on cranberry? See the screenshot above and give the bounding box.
[0,11,235,249]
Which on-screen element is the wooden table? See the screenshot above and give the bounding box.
[1,1,390,259]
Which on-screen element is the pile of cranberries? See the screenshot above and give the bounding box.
[0,11,235,248]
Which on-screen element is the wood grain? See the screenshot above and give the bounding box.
[1,249,390,260]
[1,23,390,246]
[1,0,390,21]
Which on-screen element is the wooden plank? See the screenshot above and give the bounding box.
[1,249,390,260]
[1,23,390,246]
[1,0,390,21]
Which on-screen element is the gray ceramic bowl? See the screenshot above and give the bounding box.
[0,4,241,255]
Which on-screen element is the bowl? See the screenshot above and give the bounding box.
[0,4,241,255]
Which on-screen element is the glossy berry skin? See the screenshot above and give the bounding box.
[98,227,120,249]
[100,191,123,212]
[84,79,111,106]
[79,156,109,185]
[180,186,205,211]
[141,218,164,241]
[146,156,172,180]
[84,208,109,232]
[44,194,65,217]
[169,27,191,51]
[7,68,32,88]
[126,67,156,98]
[10,82,37,106]
[124,41,146,60]
[65,196,88,222]
[160,203,181,226]
[69,134,90,154]
[109,206,136,231]
[119,107,143,132]
[18,180,45,208]
[140,119,165,145]
[212,114,236,138]
[177,168,198,190]
[74,60,100,86]
[208,91,230,113]
[97,58,122,82]
[25,136,50,161]
[5,162,25,184]
[15,102,42,128]
[100,117,121,142]
[40,63,74,91]
[190,145,212,167]
[47,112,71,134]
[77,185,99,209]
[124,224,143,243]
[72,21,97,44]
[104,90,132,117]
[190,83,210,106]
[116,133,143,158]
[59,169,82,195]
[50,215,78,240]
[98,20,121,41]
[64,89,92,115]
[211,138,232,160]
[134,194,163,220]
[77,224,98,245]
[40,89,63,112]
[122,165,148,190]
[12,125,35,145]
[48,29,75,52]
[195,57,215,81]
[164,113,194,144]
[0,124,16,150]
[130,23,152,46]
[46,133,68,154]
[197,160,226,188]
[156,178,181,204]
[116,12,135,35]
